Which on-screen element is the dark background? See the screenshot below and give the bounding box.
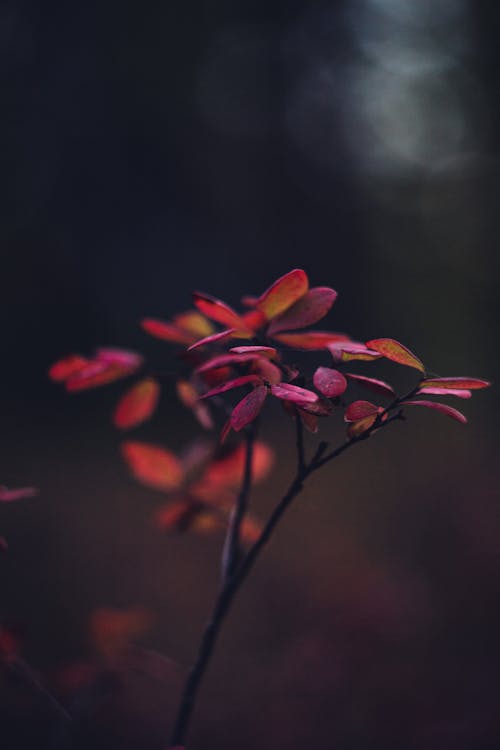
[1,1,500,748]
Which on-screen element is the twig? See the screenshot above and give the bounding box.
[168,411,403,748]
[221,428,255,582]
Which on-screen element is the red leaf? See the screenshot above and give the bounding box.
[193,292,250,332]
[257,269,309,320]
[187,329,235,351]
[267,287,337,334]
[141,318,196,345]
[113,378,160,429]
[270,383,319,404]
[121,442,184,491]
[273,331,351,350]
[196,353,263,373]
[48,355,89,382]
[65,349,143,392]
[344,400,380,422]
[200,375,263,399]
[416,386,471,399]
[400,400,467,423]
[345,373,395,397]
[328,342,382,363]
[230,386,268,431]
[313,367,347,398]
[173,311,214,338]
[199,441,274,492]
[347,414,378,438]
[419,377,491,390]
[251,357,282,385]
[0,486,38,503]
[365,338,425,372]
[229,346,277,358]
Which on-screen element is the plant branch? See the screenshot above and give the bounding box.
[168,411,403,748]
[221,427,255,583]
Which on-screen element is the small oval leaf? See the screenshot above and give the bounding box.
[400,400,467,423]
[113,378,160,429]
[313,367,347,398]
[230,386,268,431]
[121,442,184,491]
[344,400,380,423]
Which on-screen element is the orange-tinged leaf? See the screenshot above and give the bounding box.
[270,383,318,404]
[328,342,381,363]
[257,269,309,320]
[155,500,205,533]
[419,377,491,390]
[173,311,214,338]
[365,338,425,372]
[347,414,378,438]
[113,378,160,429]
[344,400,380,422]
[200,441,274,491]
[345,373,395,397]
[313,367,347,398]
[200,375,262,399]
[121,441,184,491]
[400,400,467,423]
[90,606,153,664]
[49,354,89,382]
[416,386,471,399]
[141,318,195,345]
[231,386,268,431]
[0,485,38,503]
[267,287,337,334]
[193,292,250,331]
[241,308,267,331]
[273,331,350,350]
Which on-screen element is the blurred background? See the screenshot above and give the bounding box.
[1,0,499,748]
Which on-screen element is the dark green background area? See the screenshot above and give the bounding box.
[1,2,499,748]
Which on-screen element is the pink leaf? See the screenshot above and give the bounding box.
[0,486,38,503]
[345,373,395,397]
[313,367,347,398]
[251,357,282,385]
[230,386,268,431]
[187,329,235,351]
[113,378,160,429]
[196,353,263,373]
[229,346,277,358]
[141,318,196,345]
[365,338,425,372]
[267,287,337,334]
[270,383,319,404]
[256,269,309,320]
[344,400,380,423]
[272,331,350,350]
[419,377,491,390]
[200,375,263,399]
[416,386,471,399]
[400,400,467,423]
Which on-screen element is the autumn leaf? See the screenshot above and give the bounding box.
[257,269,309,320]
[113,378,160,429]
[313,367,347,398]
[365,338,425,373]
[400,400,467,423]
[230,386,268,431]
[267,287,337,334]
[121,442,184,491]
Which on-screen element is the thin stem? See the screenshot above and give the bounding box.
[7,658,71,723]
[295,413,306,473]
[221,428,255,583]
[168,412,402,748]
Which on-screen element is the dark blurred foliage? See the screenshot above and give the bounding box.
[1,1,500,748]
